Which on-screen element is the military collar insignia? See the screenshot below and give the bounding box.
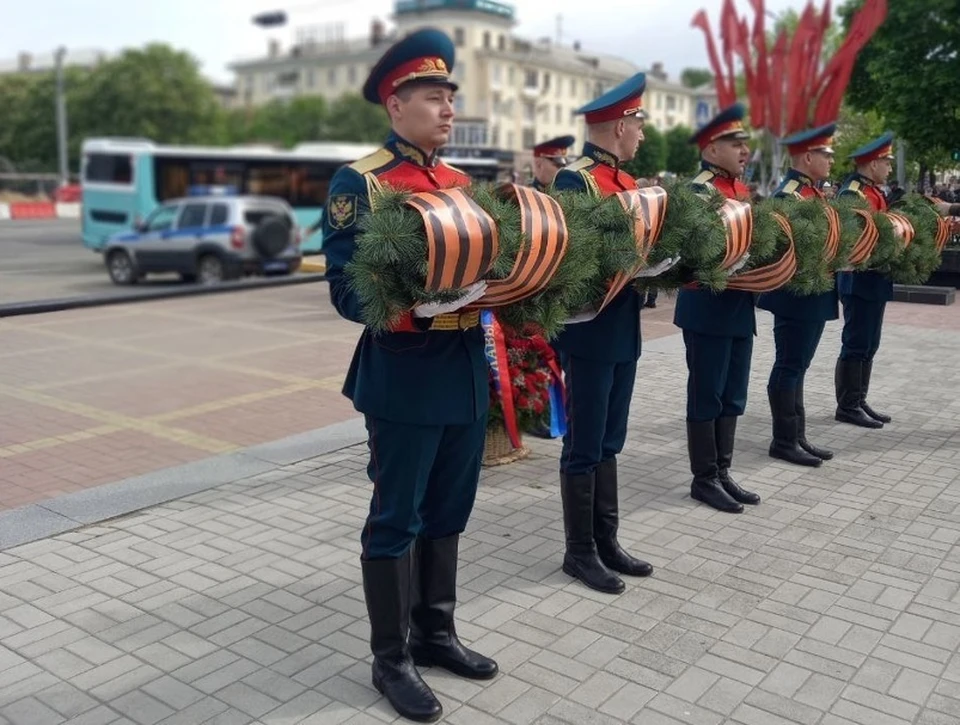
[583,142,620,169]
[388,134,438,168]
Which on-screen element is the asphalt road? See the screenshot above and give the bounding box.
[0,220,322,307]
[0,220,189,305]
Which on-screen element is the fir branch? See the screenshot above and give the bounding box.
[769,199,835,295]
[887,194,943,285]
[869,211,900,273]
[831,195,872,270]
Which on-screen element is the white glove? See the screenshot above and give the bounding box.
[634,255,681,278]
[838,265,855,272]
[412,281,488,318]
[727,253,751,276]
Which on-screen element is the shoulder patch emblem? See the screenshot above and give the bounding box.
[328,194,357,230]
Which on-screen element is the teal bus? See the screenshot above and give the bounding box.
[80,137,504,253]
[80,137,378,254]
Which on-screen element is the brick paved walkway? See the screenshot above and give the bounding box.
[0,287,681,513]
[0,286,359,511]
[1,301,959,724]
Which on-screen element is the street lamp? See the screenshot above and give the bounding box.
[54,46,69,188]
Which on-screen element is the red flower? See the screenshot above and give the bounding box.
[533,400,545,414]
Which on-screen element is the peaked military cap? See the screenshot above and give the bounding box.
[690,102,750,151]
[575,73,647,125]
[533,135,575,164]
[850,132,895,163]
[781,122,836,156]
[362,27,458,105]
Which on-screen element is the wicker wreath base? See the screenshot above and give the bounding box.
[482,424,530,467]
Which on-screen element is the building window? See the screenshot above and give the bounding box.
[498,34,506,50]
[523,101,535,122]
[524,69,538,89]
[569,78,576,96]
[555,104,562,124]
[542,72,550,93]
[483,31,491,49]
[656,93,663,110]
[522,128,536,149]
[666,95,677,111]
[508,67,515,85]
[492,64,502,85]
[454,96,465,114]
[454,27,465,46]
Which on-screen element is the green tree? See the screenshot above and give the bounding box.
[840,0,960,181]
[0,69,88,171]
[623,125,667,178]
[70,44,222,151]
[221,96,329,146]
[680,68,713,89]
[323,94,391,143]
[665,126,700,175]
[831,104,887,179]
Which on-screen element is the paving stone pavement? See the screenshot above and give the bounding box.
[1,310,960,725]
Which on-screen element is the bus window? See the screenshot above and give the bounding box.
[84,154,134,185]
[154,157,245,201]
[244,161,338,208]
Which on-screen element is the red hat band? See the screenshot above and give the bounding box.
[377,56,451,104]
[697,120,746,151]
[856,144,894,164]
[584,95,643,125]
[787,135,834,156]
[534,146,567,158]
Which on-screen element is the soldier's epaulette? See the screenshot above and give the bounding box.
[564,157,601,199]
[348,147,395,175]
[691,169,716,188]
[348,148,395,210]
[566,157,595,173]
[780,179,802,198]
[840,179,866,199]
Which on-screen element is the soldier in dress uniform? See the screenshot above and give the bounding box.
[835,132,896,430]
[530,135,575,191]
[674,102,761,514]
[551,72,659,594]
[757,123,838,467]
[323,28,497,723]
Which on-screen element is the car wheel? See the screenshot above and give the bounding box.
[107,250,137,285]
[197,255,224,284]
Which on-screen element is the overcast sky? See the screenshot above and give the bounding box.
[4,0,804,83]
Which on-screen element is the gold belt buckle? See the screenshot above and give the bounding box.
[459,310,479,329]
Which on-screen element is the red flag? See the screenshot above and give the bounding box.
[692,9,736,107]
